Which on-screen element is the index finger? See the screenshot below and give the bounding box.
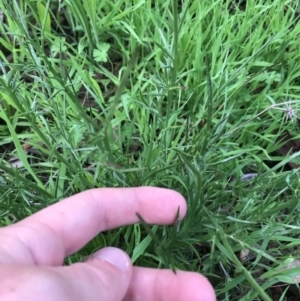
[5,187,187,265]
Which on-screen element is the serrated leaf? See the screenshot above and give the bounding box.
[93,43,110,62]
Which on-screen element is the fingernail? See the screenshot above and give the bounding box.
[91,247,130,271]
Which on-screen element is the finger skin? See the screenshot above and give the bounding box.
[0,187,216,301]
[0,187,187,265]
[124,267,216,301]
[0,256,132,301]
[0,265,215,301]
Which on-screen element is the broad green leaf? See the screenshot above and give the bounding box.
[93,43,110,62]
[37,1,51,34]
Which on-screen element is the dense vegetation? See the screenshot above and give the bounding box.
[1,1,300,300]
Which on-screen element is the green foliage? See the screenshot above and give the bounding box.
[0,0,300,300]
[93,42,110,62]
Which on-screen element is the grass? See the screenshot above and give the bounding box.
[1,0,300,299]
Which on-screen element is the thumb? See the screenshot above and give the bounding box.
[71,247,133,301]
[0,248,133,301]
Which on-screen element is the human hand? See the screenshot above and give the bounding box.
[0,187,216,301]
